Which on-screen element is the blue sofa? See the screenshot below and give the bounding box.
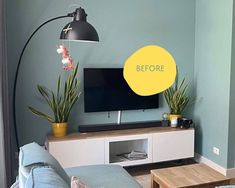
[17,142,142,188]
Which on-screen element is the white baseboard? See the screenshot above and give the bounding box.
[194,153,231,177]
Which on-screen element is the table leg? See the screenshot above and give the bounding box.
[151,175,160,188]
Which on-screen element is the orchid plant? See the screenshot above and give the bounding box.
[57,45,75,71]
[28,45,81,123]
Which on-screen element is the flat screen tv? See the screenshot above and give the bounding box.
[84,68,159,112]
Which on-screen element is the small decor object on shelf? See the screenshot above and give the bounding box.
[170,117,178,128]
[118,150,148,161]
[28,46,81,137]
[163,68,190,128]
[178,118,193,129]
[162,112,169,127]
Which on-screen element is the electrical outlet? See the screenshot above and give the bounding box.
[213,147,220,155]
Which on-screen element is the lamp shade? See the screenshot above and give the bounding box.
[60,7,99,42]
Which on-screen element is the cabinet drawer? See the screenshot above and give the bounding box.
[153,130,194,162]
[48,138,105,168]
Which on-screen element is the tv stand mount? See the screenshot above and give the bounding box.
[117,110,122,125]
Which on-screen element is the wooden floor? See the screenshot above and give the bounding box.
[231,179,235,184]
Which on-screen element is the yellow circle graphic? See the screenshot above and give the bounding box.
[124,45,177,96]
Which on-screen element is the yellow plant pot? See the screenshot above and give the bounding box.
[169,114,182,128]
[51,123,68,138]
[169,114,182,121]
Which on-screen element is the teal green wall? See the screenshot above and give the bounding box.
[193,0,233,168]
[7,0,235,169]
[6,0,196,146]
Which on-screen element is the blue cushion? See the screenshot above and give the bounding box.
[19,147,45,187]
[65,165,142,188]
[25,166,70,188]
[18,165,27,188]
[19,142,70,185]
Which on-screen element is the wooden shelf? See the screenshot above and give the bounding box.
[47,126,194,142]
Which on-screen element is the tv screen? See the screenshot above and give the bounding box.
[84,68,159,112]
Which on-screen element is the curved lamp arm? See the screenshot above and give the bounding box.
[13,14,73,149]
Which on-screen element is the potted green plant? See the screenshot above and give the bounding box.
[163,73,190,127]
[28,64,81,137]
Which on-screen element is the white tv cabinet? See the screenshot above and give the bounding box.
[46,127,194,168]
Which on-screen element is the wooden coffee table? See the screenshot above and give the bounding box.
[151,163,230,188]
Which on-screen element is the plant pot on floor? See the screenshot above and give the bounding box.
[51,122,68,137]
[169,114,182,128]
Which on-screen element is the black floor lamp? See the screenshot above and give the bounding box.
[13,7,99,149]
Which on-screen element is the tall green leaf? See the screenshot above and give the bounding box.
[28,106,54,123]
[28,63,80,123]
[163,69,190,115]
